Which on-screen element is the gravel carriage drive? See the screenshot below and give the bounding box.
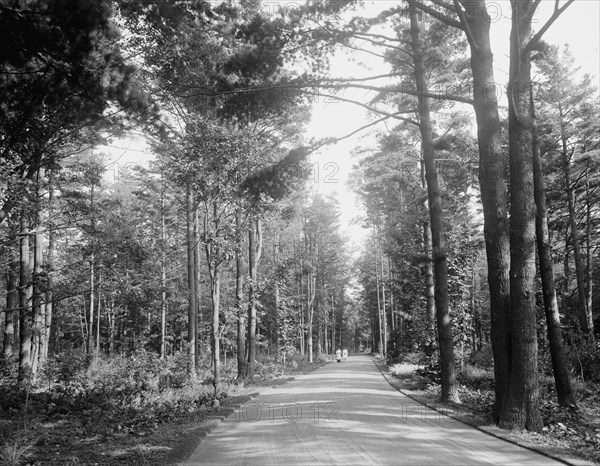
[185,354,561,465]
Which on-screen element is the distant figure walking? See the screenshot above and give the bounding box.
[336,348,342,363]
[342,348,348,361]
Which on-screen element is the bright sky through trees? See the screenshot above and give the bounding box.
[307,0,600,248]
[100,0,599,250]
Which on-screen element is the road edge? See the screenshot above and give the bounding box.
[371,356,595,466]
[170,361,329,465]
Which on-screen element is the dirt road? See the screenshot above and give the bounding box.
[185,354,561,465]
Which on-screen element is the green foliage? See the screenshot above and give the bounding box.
[468,345,494,368]
[566,338,600,383]
[0,0,155,222]
[0,429,36,466]
[1,350,223,444]
[457,364,494,392]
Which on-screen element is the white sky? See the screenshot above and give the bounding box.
[100,1,599,251]
[306,0,600,251]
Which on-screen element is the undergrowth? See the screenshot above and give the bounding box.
[0,349,325,464]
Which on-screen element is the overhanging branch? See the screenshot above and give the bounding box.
[413,0,464,30]
[524,0,575,55]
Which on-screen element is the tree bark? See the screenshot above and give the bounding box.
[307,268,315,362]
[210,268,221,407]
[563,225,570,310]
[3,259,18,363]
[236,214,246,379]
[18,212,33,386]
[305,238,316,363]
[246,217,262,376]
[31,221,44,380]
[41,172,55,365]
[194,204,202,365]
[584,170,594,338]
[408,0,459,403]
[274,231,281,358]
[459,0,511,420]
[423,221,435,326]
[375,249,383,355]
[532,89,577,408]
[299,275,305,356]
[96,273,102,353]
[561,113,591,337]
[108,296,115,356]
[88,184,95,354]
[186,187,197,377]
[388,257,396,333]
[421,161,436,328]
[500,0,542,431]
[380,245,387,357]
[160,186,167,360]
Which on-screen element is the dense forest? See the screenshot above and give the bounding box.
[1,0,599,464]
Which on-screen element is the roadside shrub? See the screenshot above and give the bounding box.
[0,430,36,466]
[457,364,494,391]
[567,339,600,383]
[389,362,420,377]
[315,353,329,364]
[253,356,285,380]
[285,352,306,370]
[400,352,427,366]
[468,345,494,368]
[41,350,215,412]
[40,350,91,385]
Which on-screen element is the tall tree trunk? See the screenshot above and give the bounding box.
[380,246,387,357]
[88,184,95,354]
[274,231,281,358]
[3,259,18,363]
[78,300,87,351]
[18,212,33,385]
[423,221,435,325]
[210,270,221,407]
[331,294,336,354]
[584,167,594,339]
[88,256,95,354]
[408,0,458,403]
[41,172,55,365]
[194,205,202,364]
[421,162,436,328]
[31,221,44,380]
[299,276,305,357]
[160,187,167,360]
[246,217,262,376]
[305,237,316,363]
[96,274,102,353]
[107,296,115,356]
[459,0,511,420]
[307,268,315,363]
[532,90,577,408]
[500,1,542,431]
[236,214,246,379]
[186,187,197,377]
[317,323,322,355]
[563,225,570,310]
[375,251,383,355]
[388,257,396,333]
[561,114,591,337]
[470,264,481,351]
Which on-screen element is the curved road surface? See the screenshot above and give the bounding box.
[185,354,560,465]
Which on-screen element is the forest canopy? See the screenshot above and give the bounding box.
[1,1,599,464]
